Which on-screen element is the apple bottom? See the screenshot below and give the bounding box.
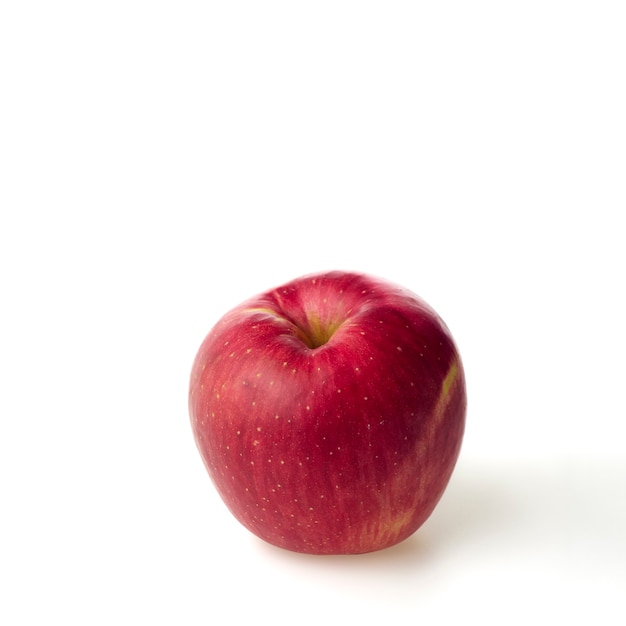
[198,362,465,555]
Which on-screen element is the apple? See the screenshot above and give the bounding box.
[189,271,466,555]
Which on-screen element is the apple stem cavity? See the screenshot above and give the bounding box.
[297,314,343,349]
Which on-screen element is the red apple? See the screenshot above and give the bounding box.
[189,271,466,555]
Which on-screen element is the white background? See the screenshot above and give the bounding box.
[1,2,625,624]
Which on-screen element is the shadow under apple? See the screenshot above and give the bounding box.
[252,459,521,573]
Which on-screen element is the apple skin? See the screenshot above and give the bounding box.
[189,271,466,555]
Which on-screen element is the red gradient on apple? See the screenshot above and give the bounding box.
[189,271,466,555]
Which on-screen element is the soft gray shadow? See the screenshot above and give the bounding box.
[253,460,519,571]
[254,530,435,577]
[422,462,523,549]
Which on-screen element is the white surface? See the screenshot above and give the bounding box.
[1,2,625,624]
